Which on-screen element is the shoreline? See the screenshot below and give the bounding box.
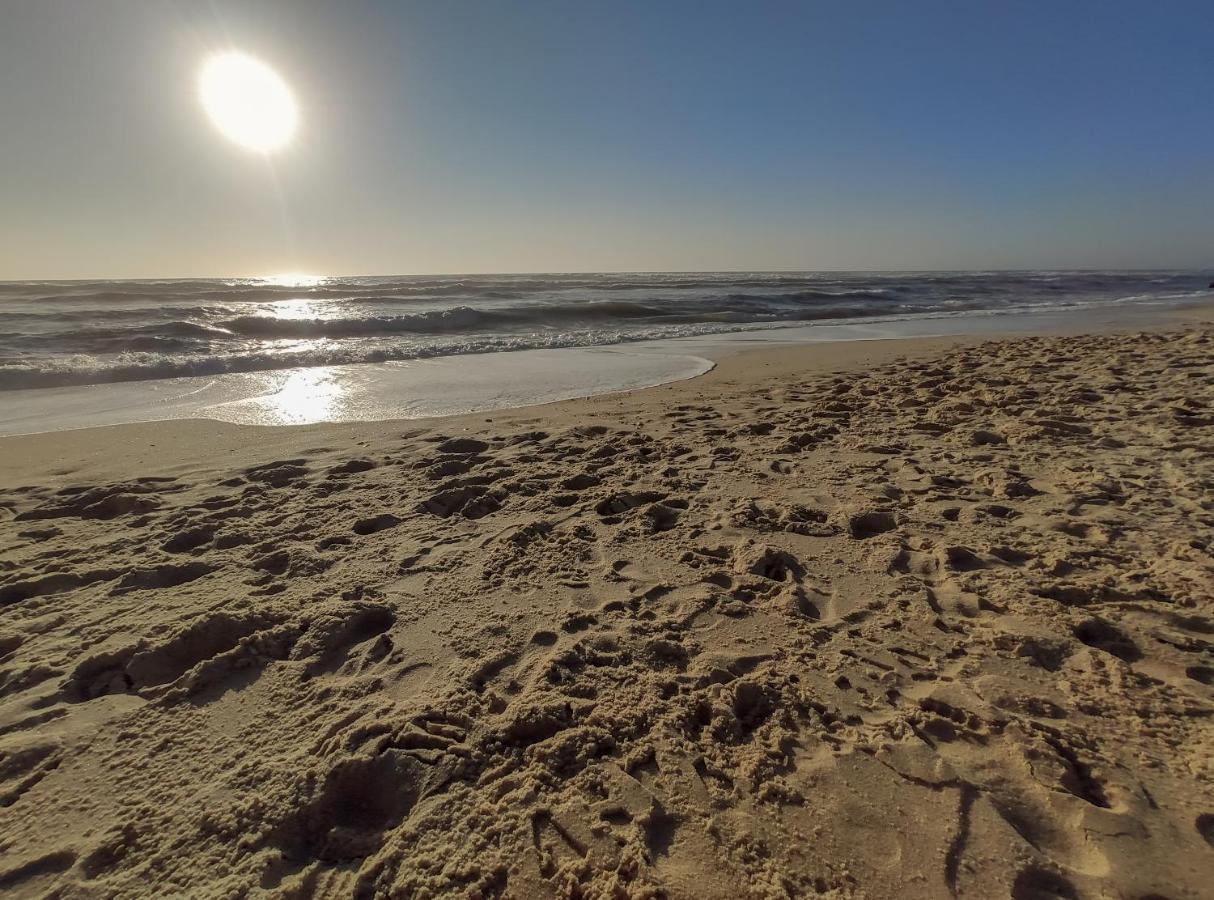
[0,297,1210,442]
[0,313,1211,897]
[0,332,1094,482]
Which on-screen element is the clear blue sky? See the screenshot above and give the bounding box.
[1,1,1211,278]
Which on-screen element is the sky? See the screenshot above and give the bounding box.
[1,0,1212,279]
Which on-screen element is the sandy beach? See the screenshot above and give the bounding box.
[1,316,1212,898]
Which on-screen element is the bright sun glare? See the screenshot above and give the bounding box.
[198,52,298,153]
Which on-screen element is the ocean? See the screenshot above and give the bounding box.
[1,271,1210,393]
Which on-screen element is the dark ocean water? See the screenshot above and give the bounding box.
[0,271,1209,390]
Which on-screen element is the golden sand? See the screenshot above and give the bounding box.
[1,324,1211,898]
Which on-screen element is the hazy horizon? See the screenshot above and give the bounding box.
[2,1,1212,279]
[5,265,1214,286]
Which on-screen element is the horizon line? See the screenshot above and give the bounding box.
[3,265,1212,284]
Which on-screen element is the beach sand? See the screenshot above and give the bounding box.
[1,319,1212,898]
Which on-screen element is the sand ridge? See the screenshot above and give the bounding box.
[0,327,1212,898]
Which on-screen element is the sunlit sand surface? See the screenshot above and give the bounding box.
[1,317,1210,898]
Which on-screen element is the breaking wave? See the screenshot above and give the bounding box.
[0,271,1209,390]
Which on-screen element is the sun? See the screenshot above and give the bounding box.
[198,52,298,153]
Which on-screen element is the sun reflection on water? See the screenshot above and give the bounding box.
[249,366,344,424]
[269,297,325,318]
[262,272,325,287]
